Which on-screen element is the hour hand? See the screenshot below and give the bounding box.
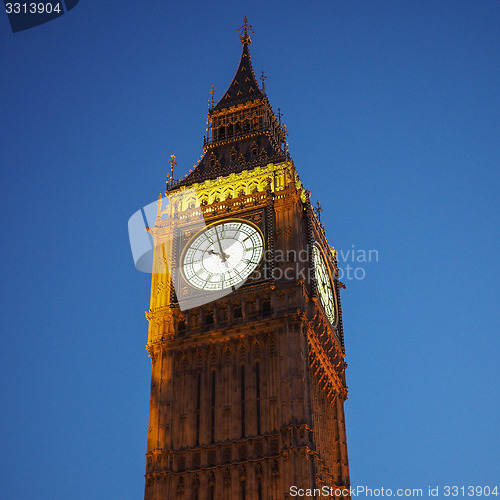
[208,248,230,261]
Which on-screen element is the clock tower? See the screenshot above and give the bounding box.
[144,19,350,499]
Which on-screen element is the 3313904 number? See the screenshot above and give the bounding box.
[5,3,62,14]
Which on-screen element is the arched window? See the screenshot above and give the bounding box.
[262,299,272,317]
[206,310,214,326]
[178,319,186,334]
[234,303,242,319]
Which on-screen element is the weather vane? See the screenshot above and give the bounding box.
[238,16,253,45]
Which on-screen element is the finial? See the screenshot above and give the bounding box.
[260,70,266,92]
[277,107,282,125]
[167,154,176,189]
[238,16,253,46]
[314,201,323,222]
[209,84,216,109]
[157,193,163,221]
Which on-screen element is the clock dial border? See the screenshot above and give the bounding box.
[180,218,265,292]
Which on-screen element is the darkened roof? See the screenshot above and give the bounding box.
[213,42,265,111]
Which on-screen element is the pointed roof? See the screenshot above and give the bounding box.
[167,19,288,191]
[213,19,265,111]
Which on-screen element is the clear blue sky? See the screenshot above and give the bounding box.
[1,1,499,499]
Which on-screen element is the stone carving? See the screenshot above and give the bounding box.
[223,467,231,487]
[176,477,184,494]
[240,465,247,482]
[208,470,215,487]
[255,461,263,478]
[271,459,280,478]
[252,212,263,223]
[193,472,200,489]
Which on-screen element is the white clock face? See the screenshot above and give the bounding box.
[182,220,264,291]
[312,245,336,324]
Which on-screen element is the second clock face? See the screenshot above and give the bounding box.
[182,220,264,291]
[312,245,336,325]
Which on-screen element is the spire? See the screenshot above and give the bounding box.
[213,17,265,111]
[168,20,289,190]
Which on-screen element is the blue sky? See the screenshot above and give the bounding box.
[0,1,499,498]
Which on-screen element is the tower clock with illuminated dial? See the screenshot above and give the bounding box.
[312,244,336,325]
[182,220,264,291]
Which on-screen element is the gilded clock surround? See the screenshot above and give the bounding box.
[143,20,349,500]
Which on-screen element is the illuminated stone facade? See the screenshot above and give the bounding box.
[144,21,350,500]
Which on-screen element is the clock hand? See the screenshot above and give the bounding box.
[214,227,229,262]
[207,248,230,268]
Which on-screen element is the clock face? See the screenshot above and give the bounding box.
[182,220,264,291]
[312,245,336,324]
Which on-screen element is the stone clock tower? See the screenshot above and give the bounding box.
[143,20,350,500]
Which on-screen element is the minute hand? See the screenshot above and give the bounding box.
[215,227,228,263]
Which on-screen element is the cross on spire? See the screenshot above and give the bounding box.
[238,16,253,46]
